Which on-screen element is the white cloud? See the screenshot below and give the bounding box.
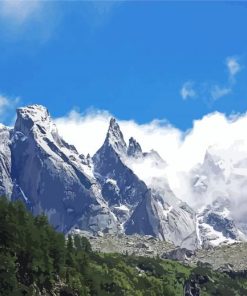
[226,56,241,79]
[210,85,231,101]
[0,95,10,114]
[180,81,196,100]
[181,55,243,103]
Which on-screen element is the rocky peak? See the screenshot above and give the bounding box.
[14,104,64,149]
[14,105,56,136]
[203,150,226,175]
[105,117,127,155]
[127,137,143,158]
[144,149,166,166]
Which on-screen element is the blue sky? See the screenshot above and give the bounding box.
[0,1,247,130]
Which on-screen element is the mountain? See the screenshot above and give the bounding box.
[3,105,119,234]
[191,147,247,246]
[92,118,149,226]
[92,117,198,248]
[0,104,245,250]
[92,119,148,208]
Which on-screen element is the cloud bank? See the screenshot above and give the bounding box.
[55,109,247,170]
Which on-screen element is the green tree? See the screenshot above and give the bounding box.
[0,251,18,296]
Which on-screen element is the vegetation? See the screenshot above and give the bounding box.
[1,197,247,296]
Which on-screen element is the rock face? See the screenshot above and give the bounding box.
[126,186,198,250]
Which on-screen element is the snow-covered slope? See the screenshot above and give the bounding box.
[190,146,247,246]
[196,198,245,247]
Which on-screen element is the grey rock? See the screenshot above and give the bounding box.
[162,248,194,261]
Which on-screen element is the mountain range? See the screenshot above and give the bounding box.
[0,104,246,250]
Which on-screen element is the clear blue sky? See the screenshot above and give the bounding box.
[0,1,247,129]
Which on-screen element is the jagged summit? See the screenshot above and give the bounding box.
[144,149,167,166]
[104,117,127,155]
[16,104,49,124]
[127,137,143,158]
[93,117,147,209]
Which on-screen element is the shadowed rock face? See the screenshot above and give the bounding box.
[125,190,155,237]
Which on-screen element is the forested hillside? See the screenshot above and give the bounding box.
[1,197,247,296]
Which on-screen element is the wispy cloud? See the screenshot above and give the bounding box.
[210,85,231,101]
[0,1,122,41]
[0,94,20,122]
[0,95,10,115]
[0,0,43,25]
[180,81,197,100]
[181,55,243,104]
[226,56,241,82]
[0,0,61,44]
